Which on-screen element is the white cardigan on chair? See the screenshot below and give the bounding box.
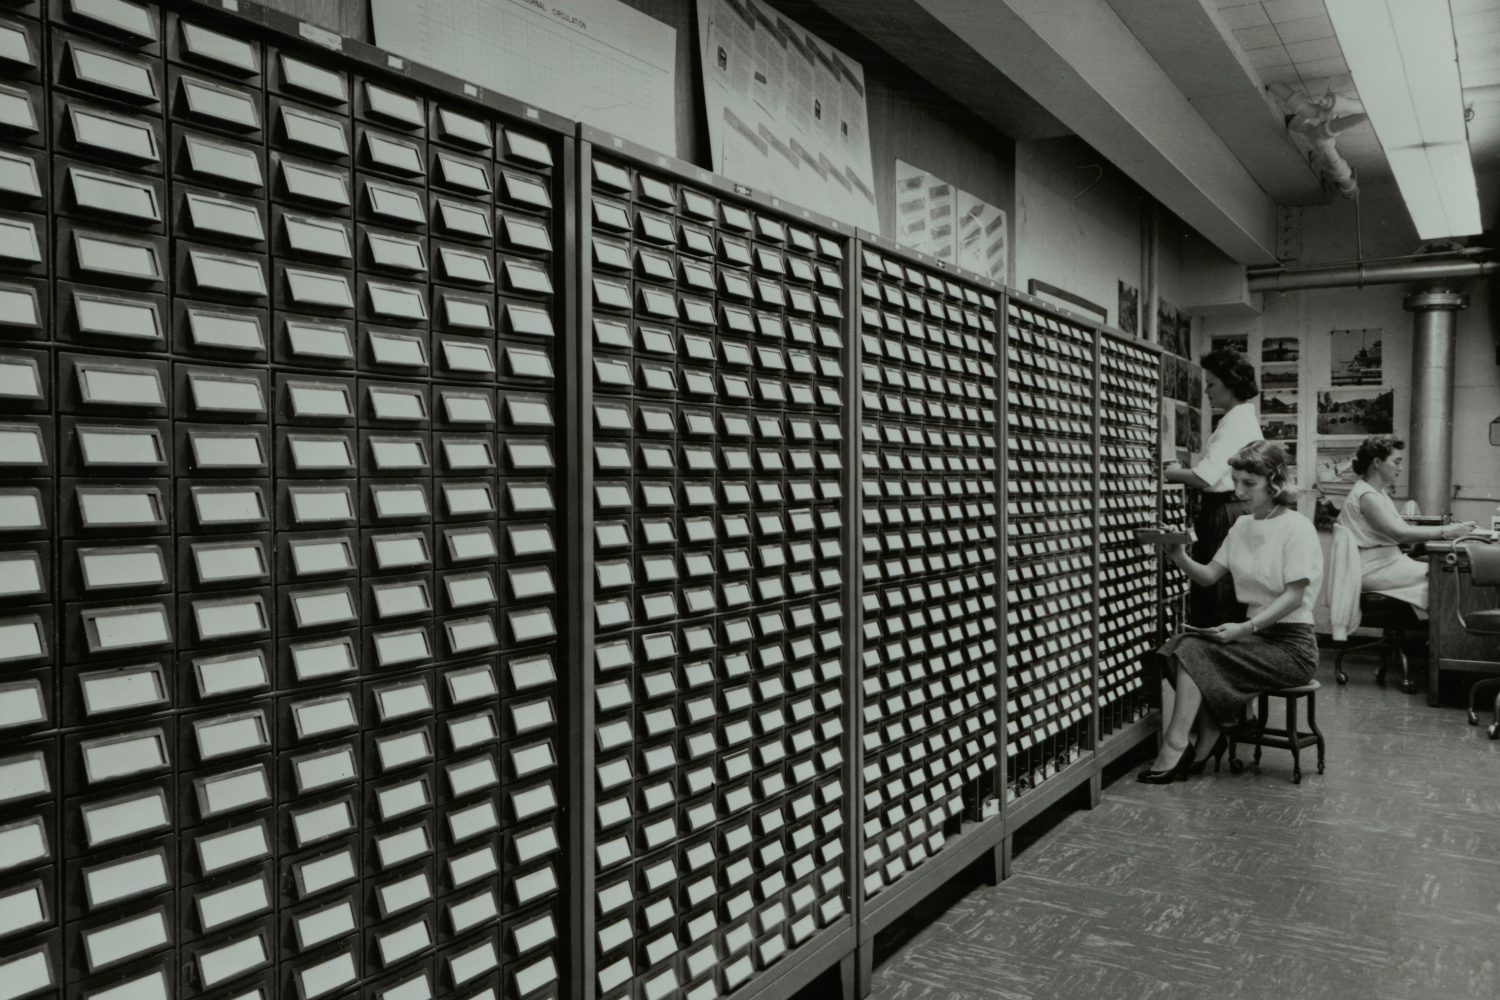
[1326,524,1364,642]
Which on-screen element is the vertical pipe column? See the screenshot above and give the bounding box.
[1143,203,1159,344]
[1403,287,1468,516]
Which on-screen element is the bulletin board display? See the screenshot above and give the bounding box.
[0,1,572,998]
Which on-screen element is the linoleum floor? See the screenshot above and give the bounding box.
[866,655,1500,1000]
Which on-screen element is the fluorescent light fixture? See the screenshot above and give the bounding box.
[1326,0,1480,239]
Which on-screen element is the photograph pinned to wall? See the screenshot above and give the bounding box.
[1261,388,1298,416]
[1317,386,1393,436]
[956,189,1007,284]
[1263,416,1298,442]
[1330,327,1383,385]
[1117,280,1139,335]
[1211,334,1248,354]
[1174,400,1202,458]
[1281,441,1299,483]
[1261,363,1299,390]
[1315,442,1360,495]
[1161,354,1185,402]
[1171,308,1195,360]
[1158,300,1187,358]
[1262,336,1300,364]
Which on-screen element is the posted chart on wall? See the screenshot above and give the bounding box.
[372,0,678,154]
[895,160,955,264]
[893,163,1008,283]
[957,189,1008,286]
[697,0,880,230]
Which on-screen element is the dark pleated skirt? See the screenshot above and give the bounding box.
[1155,623,1318,726]
[1188,491,1249,627]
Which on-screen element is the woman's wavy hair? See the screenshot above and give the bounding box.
[1229,440,1298,508]
[1351,435,1405,476]
[1199,347,1259,401]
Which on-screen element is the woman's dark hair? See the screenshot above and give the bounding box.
[1199,347,1258,401]
[1351,435,1405,476]
[1229,440,1298,508]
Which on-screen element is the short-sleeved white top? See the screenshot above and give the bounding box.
[1337,479,1401,550]
[1192,400,1263,493]
[1210,508,1323,624]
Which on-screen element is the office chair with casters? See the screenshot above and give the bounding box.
[1446,539,1500,739]
[1334,593,1426,692]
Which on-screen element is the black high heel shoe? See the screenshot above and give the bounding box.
[1137,742,1196,784]
[1187,734,1228,774]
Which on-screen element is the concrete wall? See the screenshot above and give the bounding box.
[1012,137,1144,325]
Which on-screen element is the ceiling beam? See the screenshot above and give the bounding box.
[914,0,1281,264]
[805,0,1070,142]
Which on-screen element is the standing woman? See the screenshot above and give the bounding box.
[1140,441,1322,781]
[1164,347,1263,626]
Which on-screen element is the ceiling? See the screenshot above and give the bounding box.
[1208,0,1500,185]
[813,0,1500,264]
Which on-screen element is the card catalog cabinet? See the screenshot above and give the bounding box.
[855,240,1003,902]
[1095,333,1160,739]
[0,1,569,997]
[579,132,854,1000]
[0,2,1187,998]
[1160,486,1190,635]
[1001,298,1098,801]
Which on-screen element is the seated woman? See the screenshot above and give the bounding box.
[1336,435,1475,614]
[1140,441,1321,783]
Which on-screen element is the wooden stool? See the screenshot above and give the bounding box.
[1228,681,1325,784]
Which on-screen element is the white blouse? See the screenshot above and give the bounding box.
[1192,400,1263,493]
[1210,509,1323,624]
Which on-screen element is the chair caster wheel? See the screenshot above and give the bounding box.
[1400,681,1417,694]
[1488,723,1500,741]
[1229,759,1245,774]
[1468,710,1479,726]
[1317,763,1325,774]
[1335,671,1348,685]
[1292,772,1302,784]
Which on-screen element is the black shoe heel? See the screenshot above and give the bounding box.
[1138,742,1197,784]
[1187,735,1228,775]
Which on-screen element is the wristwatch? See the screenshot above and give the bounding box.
[1247,620,1257,633]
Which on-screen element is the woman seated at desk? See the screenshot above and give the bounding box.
[1140,441,1320,783]
[1336,436,1475,614]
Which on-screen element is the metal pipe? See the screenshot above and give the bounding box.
[1405,288,1468,516]
[1247,257,1498,292]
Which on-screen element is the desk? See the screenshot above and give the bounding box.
[1424,541,1500,705]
